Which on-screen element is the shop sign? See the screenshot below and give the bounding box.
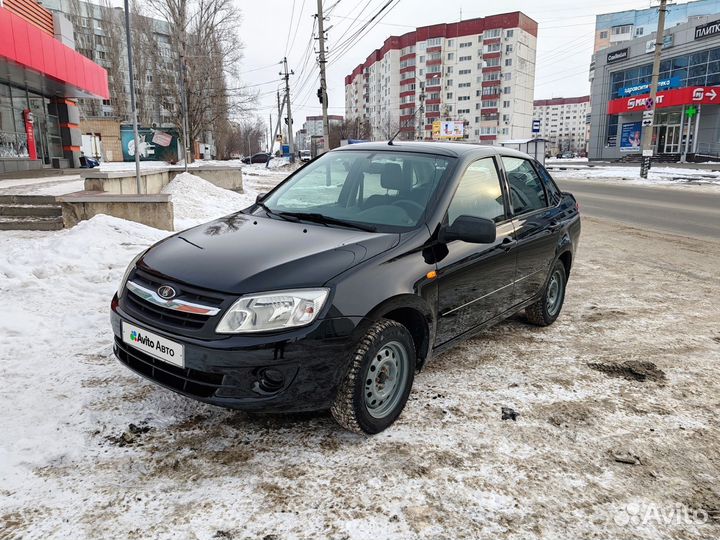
[695,19,720,40]
[607,48,629,64]
[619,77,681,97]
[608,86,720,115]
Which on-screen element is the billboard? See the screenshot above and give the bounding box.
[120,126,181,162]
[620,121,642,152]
[432,120,464,139]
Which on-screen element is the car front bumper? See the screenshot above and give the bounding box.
[111,296,369,412]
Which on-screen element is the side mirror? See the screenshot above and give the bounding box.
[256,192,268,204]
[440,215,496,244]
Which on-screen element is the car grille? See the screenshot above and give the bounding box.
[115,337,224,398]
[122,268,227,334]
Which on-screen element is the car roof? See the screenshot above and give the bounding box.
[331,141,533,160]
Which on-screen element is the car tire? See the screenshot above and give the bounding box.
[331,319,415,434]
[525,260,567,326]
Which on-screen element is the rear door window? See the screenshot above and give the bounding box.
[502,156,548,215]
[534,162,562,205]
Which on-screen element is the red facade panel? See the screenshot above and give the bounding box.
[0,8,109,99]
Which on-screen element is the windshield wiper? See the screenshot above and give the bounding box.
[277,211,377,232]
[255,201,301,223]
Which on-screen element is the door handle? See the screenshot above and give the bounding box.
[549,220,562,232]
[500,237,517,251]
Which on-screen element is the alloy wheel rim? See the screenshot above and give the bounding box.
[546,270,564,316]
[364,340,409,419]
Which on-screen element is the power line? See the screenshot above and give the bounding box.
[284,0,298,57]
[288,0,307,54]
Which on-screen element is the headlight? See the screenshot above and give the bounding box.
[117,249,146,297]
[216,288,329,334]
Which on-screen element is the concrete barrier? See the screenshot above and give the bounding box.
[58,191,174,230]
[82,165,243,194]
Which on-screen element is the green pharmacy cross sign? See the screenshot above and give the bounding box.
[685,105,698,119]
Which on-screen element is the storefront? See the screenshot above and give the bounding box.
[589,14,720,161]
[0,1,108,173]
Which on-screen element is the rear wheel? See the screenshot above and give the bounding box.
[331,319,415,434]
[526,260,566,326]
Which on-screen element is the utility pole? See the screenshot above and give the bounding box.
[640,0,668,178]
[268,113,272,151]
[316,0,331,153]
[123,0,142,193]
[268,93,287,165]
[178,41,191,172]
[281,57,295,163]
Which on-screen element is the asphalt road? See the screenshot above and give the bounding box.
[555,178,720,241]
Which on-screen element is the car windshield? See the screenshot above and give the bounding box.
[259,150,454,231]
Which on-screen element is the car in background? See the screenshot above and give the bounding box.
[242,152,272,164]
[112,142,580,434]
[300,150,311,162]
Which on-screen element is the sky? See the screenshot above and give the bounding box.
[236,0,659,133]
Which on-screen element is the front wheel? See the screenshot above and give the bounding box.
[331,319,415,434]
[525,260,567,326]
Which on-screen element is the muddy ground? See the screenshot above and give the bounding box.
[2,212,720,539]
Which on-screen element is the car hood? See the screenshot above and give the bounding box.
[140,212,400,294]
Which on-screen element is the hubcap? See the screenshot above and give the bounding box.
[364,340,409,419]
[546,269,564,316]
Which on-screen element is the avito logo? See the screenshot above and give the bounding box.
[130,330,156,348]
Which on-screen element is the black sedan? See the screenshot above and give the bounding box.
[241,152,272,164]
[111,142,580,434]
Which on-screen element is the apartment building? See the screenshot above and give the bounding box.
[533,96,590,155]
[43,0,175,127]
[345,12,537,144]
[593,0,720,53]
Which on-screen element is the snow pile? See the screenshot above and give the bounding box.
[0,215,168,484]
[161,172,254,230]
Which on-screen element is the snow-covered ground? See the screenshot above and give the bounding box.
[550,164,720,187]
[1,166,720,539]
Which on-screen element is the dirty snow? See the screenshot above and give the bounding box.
[1,166,720,539]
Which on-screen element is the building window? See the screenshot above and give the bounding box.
[460,41,473,48]
[600,30,608,39]
[446,66,453,74]
[485,58,500,67]
[459,69,471,75]
[485,28,501,38]
[503,86,511,94]
[506,44,513,54]
[485,43,501,53]
[446,92,453,99]
[458,108,470,114]
[458,96,470,101]
[446,79,453,87]
[611,25,632,35]
[459,56,472,62]
[458,82,471,88]
[503,100,510,108]
[505,29,514,38]
[504,72,512,81]
[505,58,512,67]
[447,52,454,60]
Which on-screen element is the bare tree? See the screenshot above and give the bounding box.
[145,0,255,160]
